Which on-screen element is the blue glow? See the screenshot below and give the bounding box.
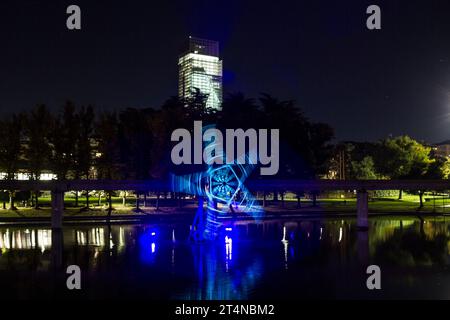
[138,227,160,264]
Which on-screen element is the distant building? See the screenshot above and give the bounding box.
[433,140,450,159]
[178,36,223,110]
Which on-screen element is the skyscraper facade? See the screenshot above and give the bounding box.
[178,37,223,110]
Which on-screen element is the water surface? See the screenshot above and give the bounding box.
[0,216,449,299]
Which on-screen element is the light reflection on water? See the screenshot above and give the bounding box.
[0,216,448,299]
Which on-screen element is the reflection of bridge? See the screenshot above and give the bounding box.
[1,179,450,229]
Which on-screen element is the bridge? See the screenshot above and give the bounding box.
[1,179,449,229]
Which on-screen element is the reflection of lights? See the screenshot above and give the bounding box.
[282,239,288,269]
[172,229,176,242]
[119,227,125,247]
[16,232,22,249]
[92,229,97,245]
[281,226,288,269]
[225,236,232,261]
[138,229,158,264]
[171,248,175,267]
[0,230,9,249]
[109,233,114,248]
[31,230,35,248]
[76,228,105,247]
[90,228,105,246]
[0,229,52,252]
[338,227,343,243]
[38,230,52,252]
[320,227,323,240]
[76,231,86,245]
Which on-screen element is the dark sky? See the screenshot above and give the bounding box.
[1,0,450,143]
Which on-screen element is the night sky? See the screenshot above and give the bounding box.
[1,0,450,143]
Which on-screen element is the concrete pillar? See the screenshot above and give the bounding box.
[51,190,64,229]
[262,192,266,207]
[356,190,369,230]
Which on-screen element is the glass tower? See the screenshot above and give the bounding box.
[178,37,223,110]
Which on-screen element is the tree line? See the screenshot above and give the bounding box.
[0,92,335,184]
[1,92,447,209]
[335,136,450,207]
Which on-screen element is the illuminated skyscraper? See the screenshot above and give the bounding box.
[178,37,223,110]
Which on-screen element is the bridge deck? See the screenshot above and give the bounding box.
[1,179,445,229]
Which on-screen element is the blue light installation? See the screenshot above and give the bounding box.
[171,125,263,241]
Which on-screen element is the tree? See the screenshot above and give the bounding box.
[376,136,431,199]
[118,108,155,212]
[118,108,154,180]
[259,93,334,178]
[49,101,78,180]
[377,137,448,207]
[308,122,335,176]
[150,97,189,178]
[351,156,378,180]
[23,105,52,208]
[95,111,121,215]
[218,93,262,129]
[184,88,216,122]
[0,114,24,209]
[74,105,95,209]
[405,154,446,208]
[95,111,121,179]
